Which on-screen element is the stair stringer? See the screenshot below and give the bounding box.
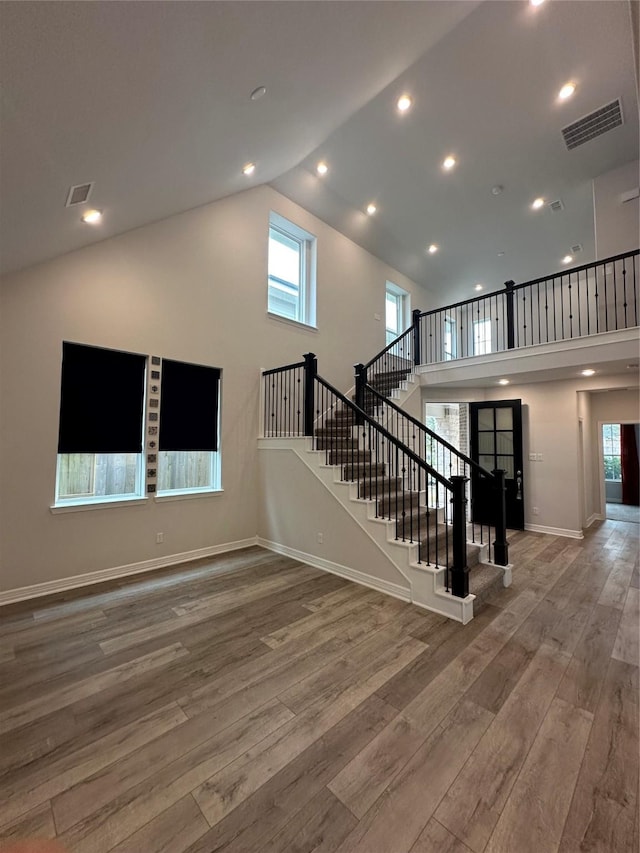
[258,436,475,623]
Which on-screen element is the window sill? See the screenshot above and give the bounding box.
[50,496,148,514]
[267,312,317,332]
[154,489,224,503]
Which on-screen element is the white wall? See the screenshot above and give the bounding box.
[0,185,426,593]
[593,159,640,258]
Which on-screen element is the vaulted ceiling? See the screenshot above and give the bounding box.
[1,1,637,304]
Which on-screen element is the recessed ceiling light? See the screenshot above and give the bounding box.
[562,254,573,264]
[242,162,256,176]
[81,209,102,224]
[397,94,412,113]
[498,379,510,386]
[366,203,377,216]
[250,86,267,101]
[474,284,483,291]
[558,82,576,101]
[428,244,439,254]
[497,251,505,257]
[491,185,503,196]
[530,0,545,7]
[442,155,457,171]
[532,197,545,210]
[316,161,328,176]
[581,369,595,376]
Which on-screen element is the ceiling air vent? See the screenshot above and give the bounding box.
[548,199,564,213]
[65,182,94,207]
[571,243,583,254]
[561,99,623,150]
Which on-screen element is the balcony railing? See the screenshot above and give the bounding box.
[376,251,639,369]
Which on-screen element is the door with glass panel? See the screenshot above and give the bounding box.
[469,400,524,529]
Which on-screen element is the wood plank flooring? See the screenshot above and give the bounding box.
[0,521,637,853]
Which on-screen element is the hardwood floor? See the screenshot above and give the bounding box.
[0,521,637,853]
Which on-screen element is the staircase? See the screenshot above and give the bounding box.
[319,402,505,608]
[262,354,511,622]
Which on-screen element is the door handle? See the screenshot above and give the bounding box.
[516,470,523,500]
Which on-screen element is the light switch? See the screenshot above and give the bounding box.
[529,453,536,461]
[536,453,543,462]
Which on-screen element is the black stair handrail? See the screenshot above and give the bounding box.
[315,375,451,491]
[362,381,494,481]
[363,326,413,370]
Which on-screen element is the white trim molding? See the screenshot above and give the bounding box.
[257,537,411,603]
[0,538,259,606]
[525,523,584,539]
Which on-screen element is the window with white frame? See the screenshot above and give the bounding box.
[473,318,492,355]
[268,213,316,326]
[55,342,146,506]
[385,282,409,345]
[156,359,222,497]
[444,316,457,360]
[602,423,621,481]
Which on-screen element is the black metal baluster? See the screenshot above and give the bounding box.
[622,258,628,329]
[569,274,574,338]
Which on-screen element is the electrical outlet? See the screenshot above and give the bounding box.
[374,313,381,321]
[316,532,323,544]
[156,532,164,544]
[532,507,539,515]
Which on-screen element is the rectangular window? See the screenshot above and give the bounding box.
[385,282,409,346]
[444,317,457,360]
[55,343,146,506]
[473,319,492,355]
[157,359,221,496]
[268,212,316,326]
[602,423,621,481]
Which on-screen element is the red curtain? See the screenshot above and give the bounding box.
[621,424,640,506]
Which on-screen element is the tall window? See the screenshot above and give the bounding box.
[602,423,621,481]
[268,212,316,326]
[473,318,492,355]
[385,282,409,345]
[444,316,457,360]
[55,343,146,505]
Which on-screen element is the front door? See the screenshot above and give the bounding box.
[469,399,524,530]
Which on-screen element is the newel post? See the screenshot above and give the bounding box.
[492,469,509,566]
[412,308,422,366]
[450,475,469,598]
[505,280,515,350]
[354,363,367,426]
[303,352,317,437]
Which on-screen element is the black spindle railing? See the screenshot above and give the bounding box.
[357,377,509,568]
[412,250,638,366]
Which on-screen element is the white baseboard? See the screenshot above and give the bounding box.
[585,513,604,527]
[257,538,411,603]
[0,538,259,606]
[525,523,584,540]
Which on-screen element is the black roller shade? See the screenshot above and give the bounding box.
[58,342,146,453]
[159,359,220,452]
